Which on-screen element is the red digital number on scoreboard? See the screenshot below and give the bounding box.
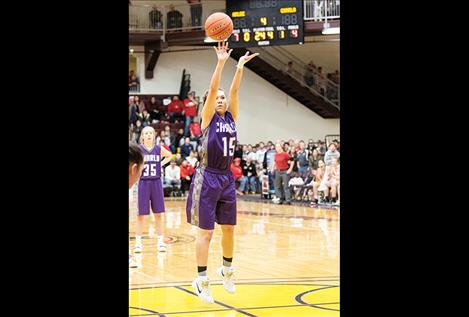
[290,29,298,38]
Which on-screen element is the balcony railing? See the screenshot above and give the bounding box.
[303,0,340,21]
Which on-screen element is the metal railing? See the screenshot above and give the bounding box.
[304,0,340,21]
[130,1,340,33]
[250,46,339,109]
[129,2,224,35]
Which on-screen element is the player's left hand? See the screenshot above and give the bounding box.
[237,51,260,68]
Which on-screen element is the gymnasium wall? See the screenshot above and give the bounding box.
[130,47,339,144]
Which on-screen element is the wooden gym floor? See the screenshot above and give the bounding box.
[129,191,340,317]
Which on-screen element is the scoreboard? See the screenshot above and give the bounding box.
[226,0,304,48]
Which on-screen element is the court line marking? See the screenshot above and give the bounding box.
[173,285,259,317]
[295,285,340,312]
[130,285,341,315]
[130,276,339,284]
[130,283,340,315]
[129,306,166,316]
[130,282,339,290]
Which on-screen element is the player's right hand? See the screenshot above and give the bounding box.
[214,40,233,63]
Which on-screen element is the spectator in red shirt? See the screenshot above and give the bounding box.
[183,91,199,136]
[180,159,195,195]
[230,157,244,196]
[189,116,202,138]
[273,143,294,204]
[167,95,185,123]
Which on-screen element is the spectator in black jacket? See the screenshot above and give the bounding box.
[239,157,258,194]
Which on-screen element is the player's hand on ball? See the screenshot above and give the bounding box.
[214,40,233,63]
[238,51,260,69]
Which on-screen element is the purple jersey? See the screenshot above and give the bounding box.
[199,111,237,171]
[139,144,162,180]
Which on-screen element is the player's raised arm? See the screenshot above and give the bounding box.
[229,51,259,122]
[201,40,232,130]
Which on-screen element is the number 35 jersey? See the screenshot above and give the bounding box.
[199,111,237,172]
[139,144,162,180]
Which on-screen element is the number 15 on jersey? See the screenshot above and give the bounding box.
[222,137,236,157]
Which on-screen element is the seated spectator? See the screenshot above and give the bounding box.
[230,157,244,196]
[180,159,195,195]
[167,4,183,30]
[186,150,198,168]
[148,96,163,121]
[189,133,199,152]
[288,174,305,200]
[174,153,183,166]
[239,157,258,194]
[138,109,151,127]
[306,160,325,204]
[167,95,185,123]
[134,95,146,113]
[183,92,199,136]
[324,142,340,166]
[318,158,339,203]
[129,74,140,92]
[189,116,202,138]
[180,137,193,160]
[164,159,181,188]
[156,130,170,146]
[149,5,163,29]
[131,120,142,143]
[173,128,185,150]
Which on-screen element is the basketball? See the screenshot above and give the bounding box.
[205,12,233,41]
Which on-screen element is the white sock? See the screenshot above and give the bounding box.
[135,235,142,246]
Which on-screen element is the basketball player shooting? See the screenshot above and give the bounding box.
[186,40,259,303]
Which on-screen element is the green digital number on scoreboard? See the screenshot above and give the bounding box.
[227,0,304,48]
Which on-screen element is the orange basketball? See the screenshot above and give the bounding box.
[205,12,234,41]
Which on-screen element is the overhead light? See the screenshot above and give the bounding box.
[322,22,340,35]
[204,37,217,43]
[129,48,134,54]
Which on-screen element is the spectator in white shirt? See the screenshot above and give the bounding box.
[186,150,199,168]
[164,159,181,187]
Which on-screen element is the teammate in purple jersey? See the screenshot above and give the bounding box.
[134,126,172,253]
[186,40,259,303]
